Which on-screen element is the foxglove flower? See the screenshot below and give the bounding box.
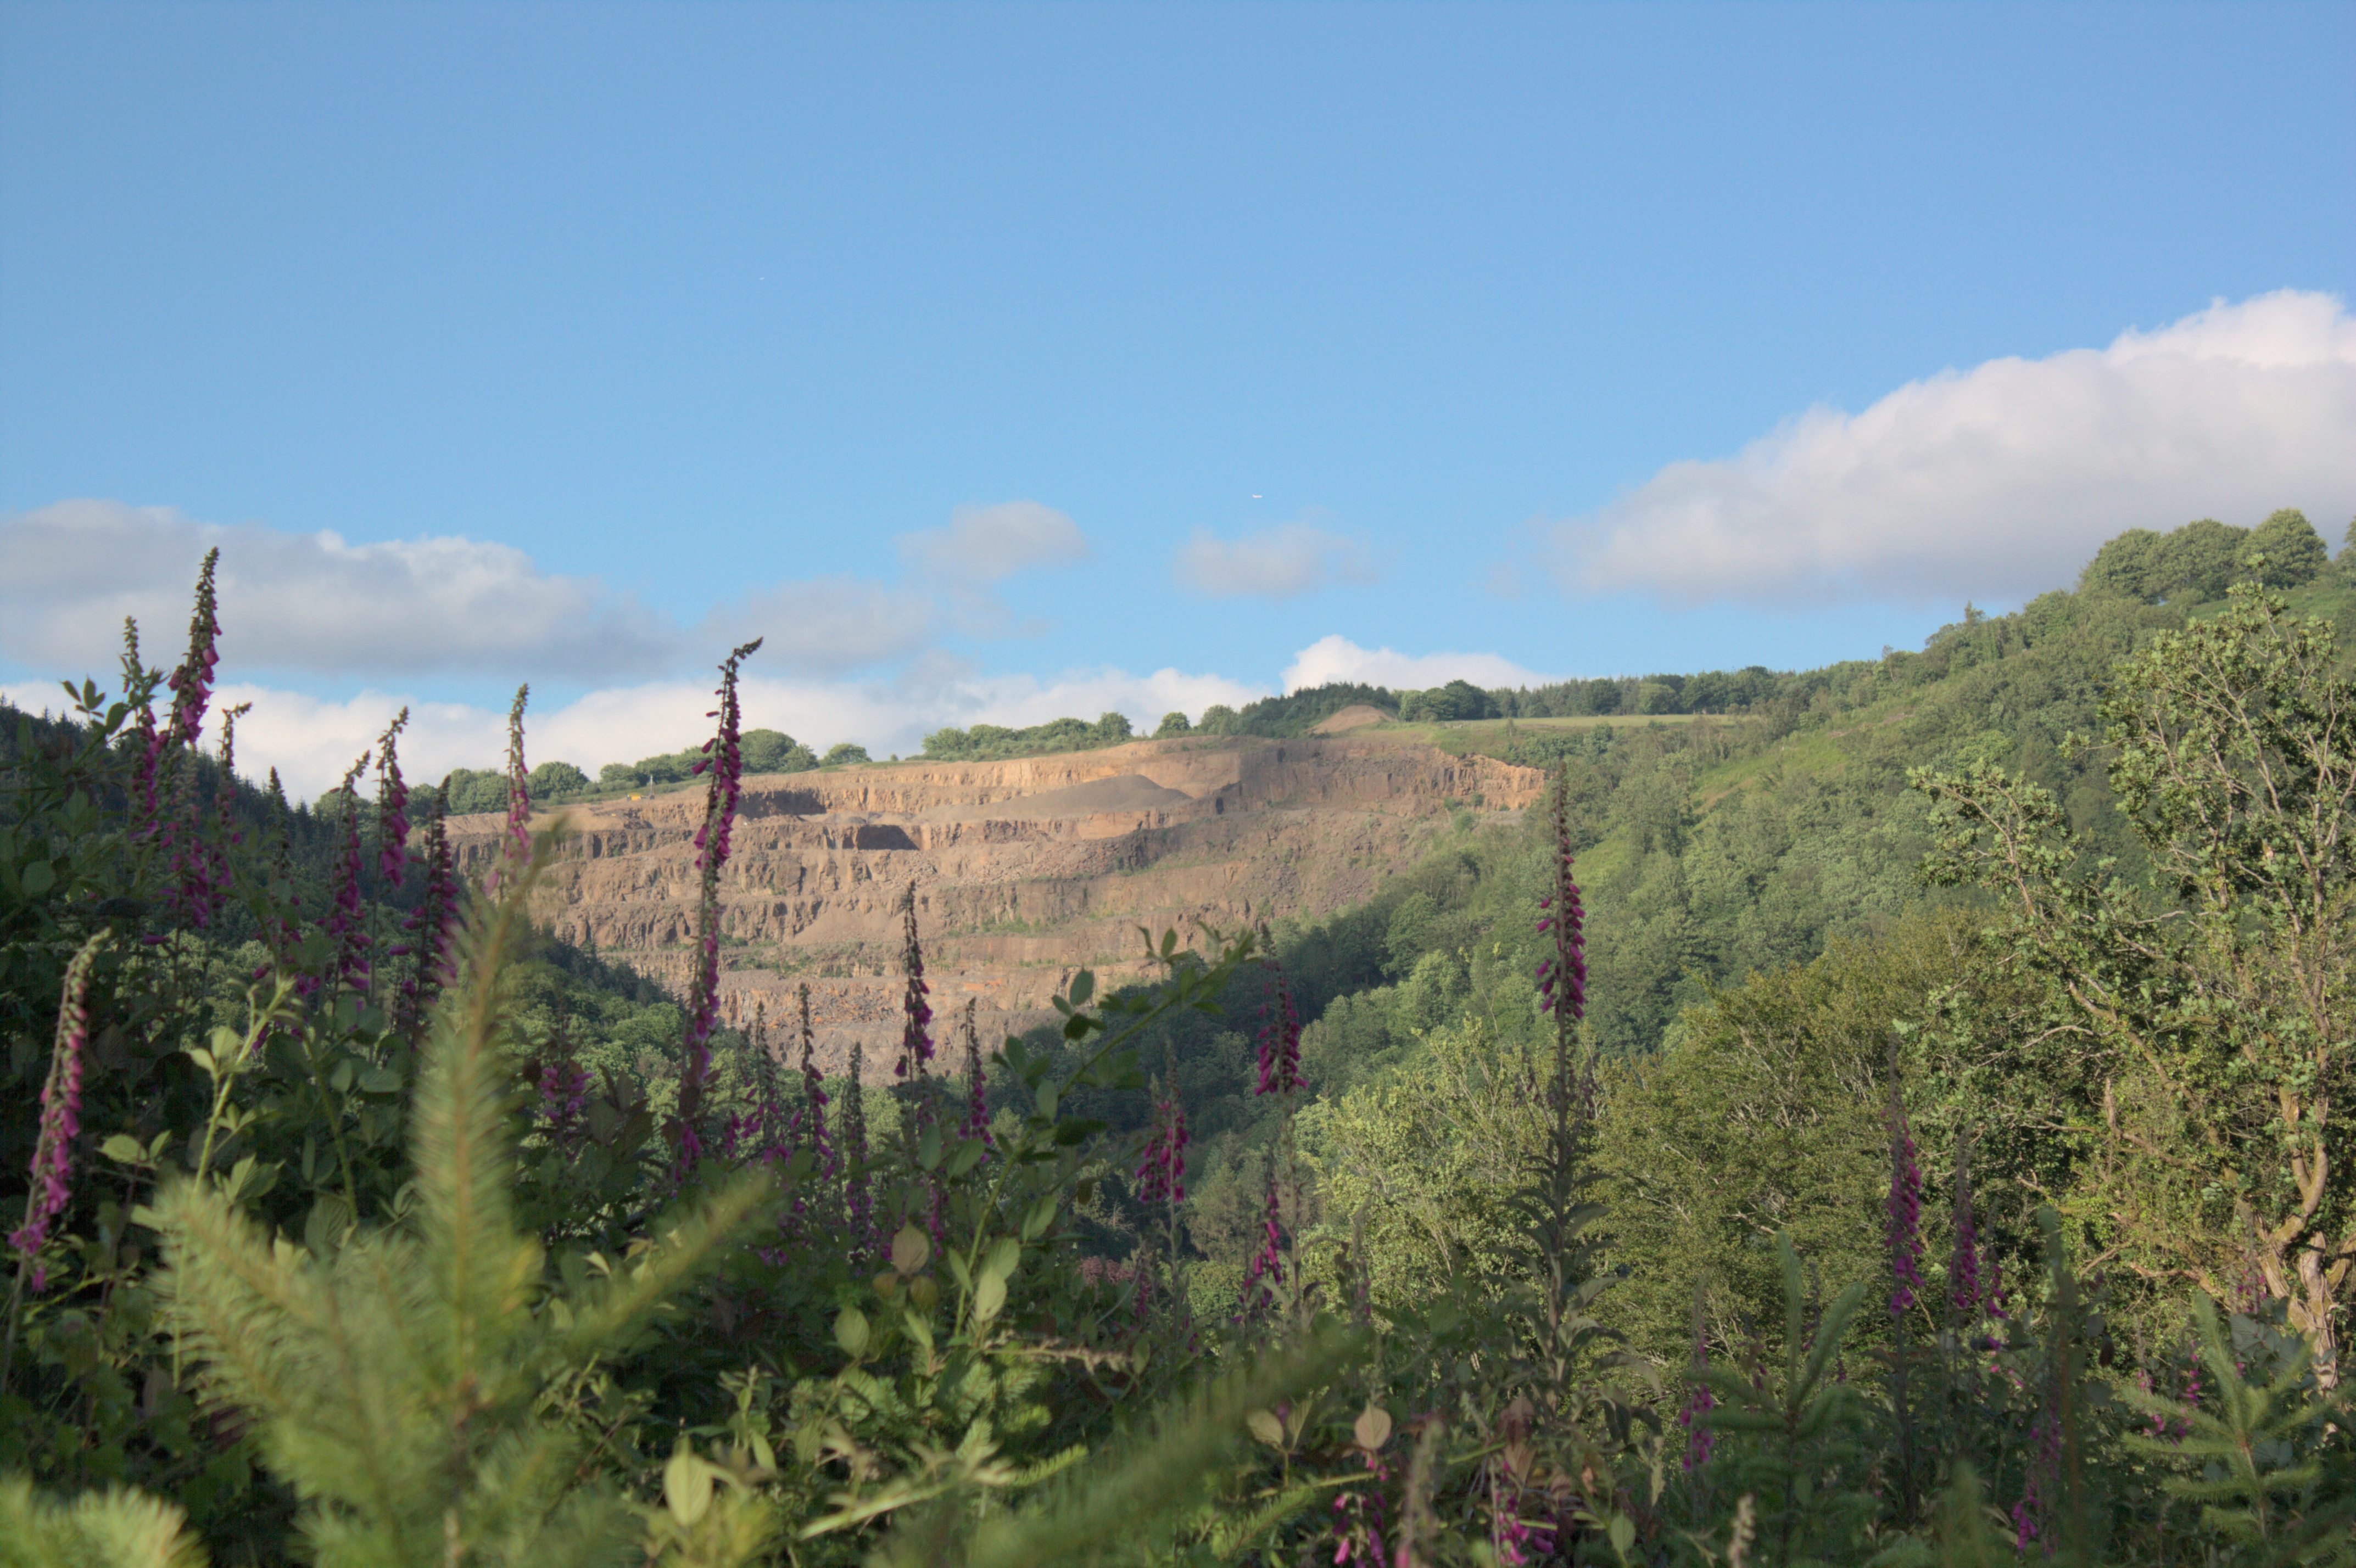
[375,709,411,887]
[961,999,992,1147]
[1241,1161,1285,1311]
[1949,1133,1980,1317]
[168,702,247,931]
[797,982,831,1173]
[1135,1080,1189,1209]
[164,549,222,752]
[121,620,166,841]
[398,783,461,1033]
[675,640,761,1161]
[895,880,933,1079]
[842,1040,871,1246]
[500,685,532,872]
[10,933,109,1291]
[1886,1077,1924,1316]
[1255,965,1302,1097]
[1535,764,1587,1027]
[323,752,374,996]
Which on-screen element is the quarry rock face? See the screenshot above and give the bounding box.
[444,735,1543,1077]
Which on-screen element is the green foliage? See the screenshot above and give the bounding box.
[2159,516,2253,601]
[2245,508,2331,590]
[922,713,1135,761]
[437,765,516,815]
[2080,526,2171,602]
[2119,1295,2353,1560]
[820,742,870,767]
[1399,680,1498,724]
[526,759,590,797]
[1218,682,1397,737]
[601,729,821,788]
[1307,1015,1549,1309]
[12,523,2356,1567]
[150,844,778,1566]
[0,1475,206,1568]
[1913,583,2356,1370]
[1152,711,1191,738]
[1690,1234,1876,1558]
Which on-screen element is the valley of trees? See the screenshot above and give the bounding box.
[2,508,2351,1565]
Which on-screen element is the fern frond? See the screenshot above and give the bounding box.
[1209,1479,1329,1560]
[415,844,545,1381]
[0,1476,209,1568]
[553,1169,773,1360]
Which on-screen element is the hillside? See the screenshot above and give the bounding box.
[442,733,1544,1076]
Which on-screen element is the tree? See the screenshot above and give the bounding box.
[740,729,813,774]
[525,760,589,797]
[2242,508,2329,590]
[822,742,870,766]
[1913,585,2356,1381]
[2078,527,2168,602]
[1153,711,1192,738]
[1091,712,1133,744]
[2153,517,2251,602]
[440,768,511,815]
[1412,680,1493,724]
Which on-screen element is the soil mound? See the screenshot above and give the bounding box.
[1311,704,1391,734]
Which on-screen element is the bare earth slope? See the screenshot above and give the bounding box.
[446,735,1542,1076]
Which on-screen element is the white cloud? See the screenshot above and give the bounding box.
[0,657,1268,802]
[702,577,937,675]
[897,500,1090,582]
[1281,635,1551,693]
[1175,520,1384,598]
[1548,289,2356,605]
[0,499,1104,688]
[0,500,679,680]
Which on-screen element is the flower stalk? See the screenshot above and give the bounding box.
[675,639,761,1166]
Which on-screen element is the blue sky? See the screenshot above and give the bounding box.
[3,1,2351,794]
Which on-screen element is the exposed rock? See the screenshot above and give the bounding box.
[445,735,1541,1078]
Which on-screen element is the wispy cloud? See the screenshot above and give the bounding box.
[1175,520,1383,598]
[897,500,1090,581]
[701,576,939,675]
[1544,289,2356,605]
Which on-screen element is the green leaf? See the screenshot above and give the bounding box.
[665,1444,714,1526]
[101,1134,148,1165]
[891,1223,932,1277]
[835,1304,872,1357]
[1068,970,1095,1007]
[973,1272,1008,1324]
[20,859,55,894]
